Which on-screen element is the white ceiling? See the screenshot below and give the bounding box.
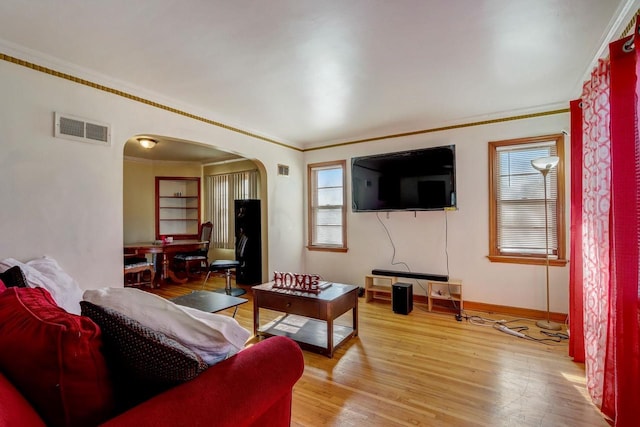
[0,0,636,157]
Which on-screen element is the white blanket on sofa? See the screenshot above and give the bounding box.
[83,287,251,365]
[0,257,83,315]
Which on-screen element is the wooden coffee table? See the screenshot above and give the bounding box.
[171,290,247,317]
[252,282,358,358]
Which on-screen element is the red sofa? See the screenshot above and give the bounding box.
[0,279,304,427]
[0,335,304,427]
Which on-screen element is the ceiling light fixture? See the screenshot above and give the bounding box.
[137,138,158,149]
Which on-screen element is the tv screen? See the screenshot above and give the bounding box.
[351,145,456,212]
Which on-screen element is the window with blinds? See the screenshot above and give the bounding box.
[205,170,258,249]
[488,134,566,265]
[308,160,347,251]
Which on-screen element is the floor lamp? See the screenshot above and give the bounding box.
[531,156,562,331]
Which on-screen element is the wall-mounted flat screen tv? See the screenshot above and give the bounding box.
[351,145,456,212]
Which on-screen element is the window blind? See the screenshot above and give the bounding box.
[495,142,558,257]
[205,170,258,249]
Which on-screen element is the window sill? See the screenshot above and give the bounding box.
[487,255,568,266]
[307,245,348,253]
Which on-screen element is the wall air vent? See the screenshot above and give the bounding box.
[277,164,290,176]
[54,112,110,145]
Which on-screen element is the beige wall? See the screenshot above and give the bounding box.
[304,113,572,314]
[0,50,304,289]
[123,160,155,243]
[124,157,270,280]
[123,159,202,244]
[202,159,257,176]
[4,38,576,307]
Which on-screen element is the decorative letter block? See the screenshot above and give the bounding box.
[272,272,325,293]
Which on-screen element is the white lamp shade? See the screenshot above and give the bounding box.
[531,156,559,172]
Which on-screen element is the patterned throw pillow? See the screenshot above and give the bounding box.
[80,301,209,409]
[0,265,28,288]
[83,287,250,364]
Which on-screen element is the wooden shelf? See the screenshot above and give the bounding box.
[258,314,355,355]
[365,273,463,315]
[155,177,201,239]
[427,280,463,313]
[364,275,397,302]
[159,196,198,198]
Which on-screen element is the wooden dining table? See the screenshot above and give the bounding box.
[124,240,207,286]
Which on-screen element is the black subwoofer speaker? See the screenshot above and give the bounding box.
[235,199,261,285]
[392,282,413,315]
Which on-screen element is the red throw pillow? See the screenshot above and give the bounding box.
[0,287,115,427]
[0,278,6,292]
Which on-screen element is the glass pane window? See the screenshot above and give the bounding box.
[488,134,566,264]
[308,161,347,251]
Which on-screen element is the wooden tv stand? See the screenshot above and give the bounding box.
[427,280,463,313]
[365,272,463,314]
[364,274,397,302]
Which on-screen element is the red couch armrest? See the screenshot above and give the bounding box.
[100,336,304,427]
[0,372,47,427]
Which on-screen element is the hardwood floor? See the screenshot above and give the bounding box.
[147,278,606,427]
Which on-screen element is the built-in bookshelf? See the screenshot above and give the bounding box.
[155,177,201,240]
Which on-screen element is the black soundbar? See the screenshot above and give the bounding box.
[371,269,449,282]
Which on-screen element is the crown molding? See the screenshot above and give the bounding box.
[303,103,569,152]
[0,38,578,155]
[0,40,301,153]
[576,1,640,94]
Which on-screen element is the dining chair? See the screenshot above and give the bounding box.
[173,221,213,278]
[124,253,155,288]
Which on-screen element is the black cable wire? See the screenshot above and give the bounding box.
[444,210,450,278]
[375,212,428,294]
[376,212,411,272]
[375,212,567,341]
[442,210,461,314]
[540,330,569,340]
[489,322,567,344]
[376,211,460,310]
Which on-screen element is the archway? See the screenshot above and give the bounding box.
[122,135,268,283]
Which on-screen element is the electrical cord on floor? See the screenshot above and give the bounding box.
[494,324,567,344]
[540,330,569,340]
[457,311,525,326]
[457,310,568,344]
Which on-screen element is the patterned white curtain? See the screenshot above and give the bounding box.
[581,57,611,408]
[205,170,258,249]
[572,27,640,424]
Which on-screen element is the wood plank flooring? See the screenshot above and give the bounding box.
[147,278,606,427]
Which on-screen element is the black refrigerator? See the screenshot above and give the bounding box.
[234,199,262,285]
